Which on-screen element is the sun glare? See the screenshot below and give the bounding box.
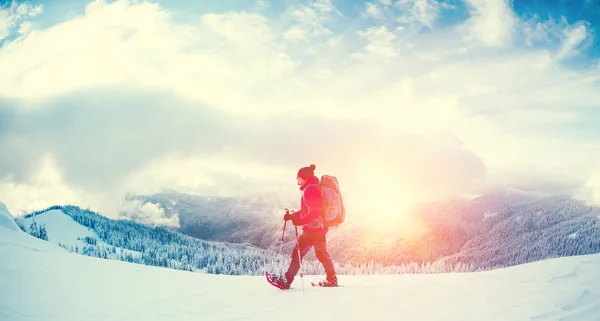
[354,172,426,240]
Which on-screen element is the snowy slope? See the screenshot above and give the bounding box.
[21,210,98,248]
[0,202,19,232]
[19,208,144,264]
[2,207,600,320]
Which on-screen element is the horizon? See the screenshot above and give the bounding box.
[1,0,600,227]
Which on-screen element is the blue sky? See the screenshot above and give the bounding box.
[3,0,599,60]
[1,0,600,224]
[5,0,599,41]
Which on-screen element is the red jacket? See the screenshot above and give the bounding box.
[294,175,327,233]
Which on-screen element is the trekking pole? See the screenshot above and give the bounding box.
[279,221,287,255]
[295,225,305,292]
[277,209,288,274]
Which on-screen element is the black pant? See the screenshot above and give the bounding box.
[285,230,336,283]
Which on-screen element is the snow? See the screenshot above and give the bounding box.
[2,215,600,320]
[20,209,141,259]
[0,202,19,232]
[21,210,97,248]
[483,211,498,219]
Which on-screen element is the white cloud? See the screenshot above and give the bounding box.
[0,2,297,112]
[519,15,592,63]
[394,0,443,29]
[284,26,307,40]
[283,0,342,44]
[521,15,564,46]
[364,2,383,19]
[461,0,516,47]
[122,154,293,195]
[356,25,399,57]
[363,0,451,29]
[0,154,85,216]
[556,22,590,60]
[312,0,335,14]
[0,1,42,41]
[1,0,600,218]
[16,2,42,17]
[116,199,180,228]
[0,153,180,227]
[17,21,31,35]
[201,12,273,45]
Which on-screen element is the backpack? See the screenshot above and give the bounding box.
[318,175,345,228]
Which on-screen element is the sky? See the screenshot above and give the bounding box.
[1,0,600,225]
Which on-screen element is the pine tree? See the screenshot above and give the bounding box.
[38,224,48,241]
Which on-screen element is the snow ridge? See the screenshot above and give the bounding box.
[17,205,284,275]
[0,202,19,232]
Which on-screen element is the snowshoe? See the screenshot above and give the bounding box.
[311,277,339,287]
[265,272,290,290]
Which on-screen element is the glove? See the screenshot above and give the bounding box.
[283,212,301,226]
[291,216,301,226]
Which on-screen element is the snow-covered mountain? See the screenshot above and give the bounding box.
[15,205,284,275]
[18,208,142,263]
[11,204,474,275]
[2,202,600,321]
[138,191,290,246]
[10,189,600,276]
[137,191,600,271]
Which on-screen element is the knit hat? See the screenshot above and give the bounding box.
[297,164,316,180]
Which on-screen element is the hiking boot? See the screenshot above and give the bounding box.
[267,273,290,289]
[314,276,338,287]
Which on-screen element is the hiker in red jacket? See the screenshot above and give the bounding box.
[268,164,338,289]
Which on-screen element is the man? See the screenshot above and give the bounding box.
[267,164,338,289]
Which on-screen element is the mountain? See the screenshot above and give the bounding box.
[13,204,469,276]
[15,205,284,275]
[1,205,600,321]
[438,195,600,268]
[138,191,290,246]
[137,191,600,271]
[10,188,600,275]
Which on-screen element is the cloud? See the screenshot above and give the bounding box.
[0,1,42,41]
[1,0,599,219]
[0,2,296,110]
[117,199,180,228]
[394,0,445,29]
[282,0,343,48]
[362,0,453,30]
[556,22,592,60]
[461,0,517,47]
[363,2,383,19]
[0,89,235,189]
[0,154,87,216]
[0,86,485,215]
[356,25,399,57]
